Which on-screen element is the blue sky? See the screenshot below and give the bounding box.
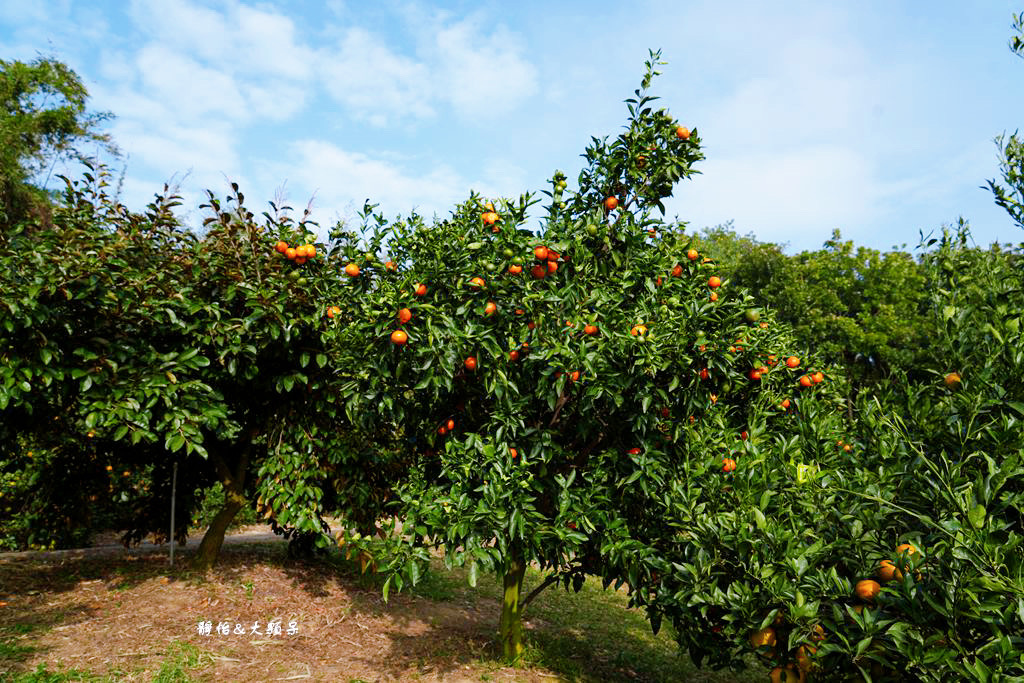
[2,0,1022,254]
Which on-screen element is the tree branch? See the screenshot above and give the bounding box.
[521,573,560,611]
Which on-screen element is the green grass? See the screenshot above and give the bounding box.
[0,639,209,683]
[325,550,764,683]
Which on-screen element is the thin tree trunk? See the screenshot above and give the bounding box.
[499,555,527,663]
[191,428,255,571]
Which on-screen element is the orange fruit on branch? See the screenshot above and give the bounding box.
[533,245,549,261]
[583,324,598,335]
[671,264,683,277]
[385,260,397,271]
[630,324,648,336]
[508,264,522,275]
[708,276,722,288]
[676,125,691,140]
[397,308,412,324]
[721,457,736,472]
[469,276,486,289]
[464,356,477,371]
[285,247,298,260]
[414,283,427,296]
[275,240,288,253]
[855,579,881,602]
[786,356,801,368]
[604,196,619,211]
[944,372,962,389]
[799,375,813,388]
[531,264,547,279]
[686,249,698,261]
[484,301,497,316]
[750,627,777,648]
[390,330,408,345]
[344,263,360,277]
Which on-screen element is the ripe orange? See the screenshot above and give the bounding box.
[527,321,536,330]
[812,371,824,384]
[749,369,762,381]
[699,367,710,380]
[944,372,962,389]
[627,447,642,455]
[708,276,722,288]
[604,196,619,211]
[385,260,397,271]
[345,263,360,277]
[484,301,497,316]
[105,465,113,471]
[286,247,298,260]
[780,398,791,409]
[547,250,560,261]
[464,356,477,371]
[509,447,518,458]
[676,125,691,140]
[877,559,903,582]
[786,356,800,368]
[482,211,498,225]
[294,256,307,265]
[750,627,776,648]
[671,264,683,277]
[630,324,648,336]
[570,370,580,382]
[508,264,523,275]
[305,245,317,258]
[390,330,408,345]
[398,308,412,324]
[414,283,427,296]
[709,292,719,302]
[547,260,558,274]
[583,324,598,335]
[275,240,288,253]
[469,276,486,288]
[686,248,698,261]
[534,245,549,260]
[508,350,520,362]
[531,264,547,279]
[896,543,918,557]
[799,375,813,388]
[740,430,749,440]
[438,426,446,435]
[446,419,455,431]
[722,458,736,472]
[796,645,817,672]
[656,276,663,287]
[843,444,852,452]
[855,579,881,601]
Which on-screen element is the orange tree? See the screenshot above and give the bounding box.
[330,52,848,664]
[0,162,399,564]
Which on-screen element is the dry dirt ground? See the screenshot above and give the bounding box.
[0,523,657,682]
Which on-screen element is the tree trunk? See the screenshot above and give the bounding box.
[191,428,255,571]
[191,489,244,571]
[499,555,527,663]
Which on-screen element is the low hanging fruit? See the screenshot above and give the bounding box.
[686,248,698,261]
[414,283,427,296]
[275,240,288,253]
[786,356,801,368]
[397,308,412,324]
[345,263,360,277]
[464,356,477,371]
[855,579,881,602]
[708,275,722,288]
[721,457,737,473]
[534,245,549,260]
[390,330,408,345]
[604,196,619,211]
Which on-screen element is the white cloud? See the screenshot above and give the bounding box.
[262,139,466,225]
[318,27,434,126]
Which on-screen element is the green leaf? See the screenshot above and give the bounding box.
[968,504,986,529]
[468,560,478,587]
[316,353,328,368]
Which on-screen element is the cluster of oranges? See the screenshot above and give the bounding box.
[855,543,921,606]
[751,619,826,681]
[274,240,316,264]
[530,245,563,278]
